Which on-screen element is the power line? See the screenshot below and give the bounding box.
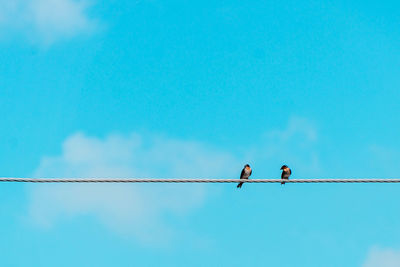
[0,178,400,183]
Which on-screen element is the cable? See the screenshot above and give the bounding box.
[0,178,400,183]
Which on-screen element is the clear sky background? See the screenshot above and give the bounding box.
[1,0,400,266]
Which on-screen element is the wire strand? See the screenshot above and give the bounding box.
[0,178,400,183]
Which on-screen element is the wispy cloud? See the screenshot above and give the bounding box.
[367,144,400,177]
[363,247,400,267]
[0,0,99,45]
[28,132,240,244]
[256,116,321,176]
[27,117,320,245]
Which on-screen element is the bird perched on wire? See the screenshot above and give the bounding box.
[280,165,291,185]
[237,164,252,188]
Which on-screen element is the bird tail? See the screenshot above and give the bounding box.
[237,182,243,188]
[281,180,285,185]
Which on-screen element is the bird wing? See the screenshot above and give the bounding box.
[240,168,245,179]
[281,170,290,179]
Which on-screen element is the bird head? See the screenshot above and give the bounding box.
[280,165,289,170]
[244,164,250,168]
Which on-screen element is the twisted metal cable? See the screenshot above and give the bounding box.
[0,178,399,183]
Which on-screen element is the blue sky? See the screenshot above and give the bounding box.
[1,0,400,266]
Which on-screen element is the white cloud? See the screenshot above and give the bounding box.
[363,247,400,267]
[28,132,240,244]
[0,0,98,45]
[27,117,320,244]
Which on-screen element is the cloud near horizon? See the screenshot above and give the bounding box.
[363,247,400,267]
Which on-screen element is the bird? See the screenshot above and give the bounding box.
[237,164,252,188]
[280,165,291,185]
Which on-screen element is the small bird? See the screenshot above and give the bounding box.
[280,165,291,185]
[237,164,252,189]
